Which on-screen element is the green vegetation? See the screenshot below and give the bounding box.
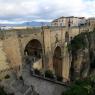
[34,69,41,75]
[56,76,63,82]
[0,87,7,95]
[90,50,95,69]
[0,86,14,95]
[4,75,10,79]
[90,59,95,69]
[34,69,63,81]
[62,76,95,95]
[45,70,54,79]
[69,28,95,53]
[69,32,87,53]
[19,76,23,80]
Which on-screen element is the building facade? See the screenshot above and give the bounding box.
[51,16,86,27]
[87,18,95,28]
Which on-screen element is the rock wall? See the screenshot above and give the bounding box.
[0,40,10,79]
[70,30,95,80]
[3,34,22,76]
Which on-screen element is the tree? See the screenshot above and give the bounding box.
[62,76,95,95]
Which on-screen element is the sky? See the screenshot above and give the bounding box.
[0,0,95,24]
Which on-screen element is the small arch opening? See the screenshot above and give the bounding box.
[53,46,62,77]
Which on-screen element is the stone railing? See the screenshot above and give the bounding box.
[30,72,70,87]
[0,28,42,39]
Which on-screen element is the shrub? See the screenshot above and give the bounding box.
[45,70,54,79]
[34,69,41,75]
[62,77,95,95]
[56,76,63,82]
[68,32,89,55]
[0,86,7,95]
[4,74,10,79]
[19,76,23,80]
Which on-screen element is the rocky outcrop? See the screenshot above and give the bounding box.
[0,39,10,79]
[69,30,95,80]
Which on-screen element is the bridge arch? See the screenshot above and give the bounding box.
[53,46,62,77]
[24,39,43,70]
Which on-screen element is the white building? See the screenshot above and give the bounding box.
[51,16,86,27]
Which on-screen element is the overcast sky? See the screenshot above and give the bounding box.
[0,0,95,24]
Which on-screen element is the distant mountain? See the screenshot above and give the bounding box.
[0,21,51,27]
[0,23,23,27]
[21,21,51,27]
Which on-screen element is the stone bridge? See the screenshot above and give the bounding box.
[1,26,87,81]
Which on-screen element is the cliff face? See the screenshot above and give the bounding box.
[69,30,95,80]
[0,40,10,79]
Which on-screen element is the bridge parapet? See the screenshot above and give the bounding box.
[0,28,42,39]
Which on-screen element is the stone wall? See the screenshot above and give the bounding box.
[3,34,22,76]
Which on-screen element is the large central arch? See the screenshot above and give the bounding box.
[53,46,62,77]
[24,39,43,70]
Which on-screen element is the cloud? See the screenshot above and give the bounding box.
[0,0,95,23]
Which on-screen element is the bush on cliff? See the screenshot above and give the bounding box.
[62,76,95,95]
[34,69,41,75]
[56,76,63,82]
[45,70,54,79]
[4,74,10,79]
[70,33,87,53]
